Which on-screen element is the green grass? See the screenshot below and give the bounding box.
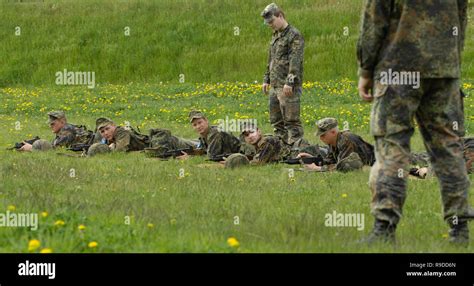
[0,81,473,253]
[1,0,474,86]
[0,0,473,253]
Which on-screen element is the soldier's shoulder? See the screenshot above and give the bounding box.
[288,25,303,37]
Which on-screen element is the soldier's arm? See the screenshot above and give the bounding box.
[54,129,76,147]
[206,132,225,159]
[334,140,363,172]
[112,129,131,152]
[356,0,391,79]
[264,44,271,84]
[286,33,304,87]
[251,139,278,165]
[457,0,468,52]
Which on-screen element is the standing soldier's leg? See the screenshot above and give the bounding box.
[367,83,422,242]
[415,79,470,243]
[269,87,287,142]
[279,86,304,145]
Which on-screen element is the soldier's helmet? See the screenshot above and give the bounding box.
[32,139,52,151]
[87,143,111,157]
[224,153,250,169]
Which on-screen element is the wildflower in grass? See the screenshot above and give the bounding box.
[41,211,48,218]
[78,224,86,231]
[28,239,41,251]
[227,237,240,248]
[88,241,98,248]
[342,193,348,198]
[54,220,65,226]
[7,205,16,211]
[147,223,154,228]
[40,248,53,254]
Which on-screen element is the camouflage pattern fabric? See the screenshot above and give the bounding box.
[109,126,150,152]
[198,126,241,159]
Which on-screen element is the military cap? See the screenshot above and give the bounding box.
[261,3,280,24]
[188,110,206,123]
[316,118,338,136]
[47,111,66,124]
[97,118,115,130]
[95,117,113,131]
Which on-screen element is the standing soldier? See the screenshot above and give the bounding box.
[357,0,473,244]
[261,3,304,145]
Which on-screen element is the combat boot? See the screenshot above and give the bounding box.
[449,221,469,245]
[361,219,396,245]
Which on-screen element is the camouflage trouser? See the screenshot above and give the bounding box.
[149,128,198,150]
[269,86,304,145]
[369,79,470,225]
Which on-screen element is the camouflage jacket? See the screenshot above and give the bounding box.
[109,126,150,152]
[251,135,291,165]
[264,24,304,88]
[52,123,93,148]
[198,126,241,158]
[357,0,467,79]
[322,131,375,172]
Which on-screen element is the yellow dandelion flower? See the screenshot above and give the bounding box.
[54,220,65,226]
[78,224,86,231]
[442,233,448,239]
[7,205,16,211]
[227,237,240,248]
[40,248,53,254]
[88,241,98,248]
[28,239,41,251]
[342,193,348,198]
[147,223,154,228]
[41,211,48,218]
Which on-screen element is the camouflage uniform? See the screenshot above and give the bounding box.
[31,111,93,151]
[358,1,470,229]
[52,123,92,148]
[463,137,474,174]
[149,128,199,151]
[262,3,304,145]
[199,126,241,159]
[98,119,150,152]
[189,110,242,159]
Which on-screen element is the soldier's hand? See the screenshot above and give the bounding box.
[296,152,312,158]
[19,142,33,151]
[358,76,373,102]
[262,83,270,94]
[303,163,321,171]
[283,84,293,96]
[176,151,190,160]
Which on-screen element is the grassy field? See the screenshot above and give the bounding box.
[1,81,473,253]
[0,0,473,253]
[1,0,474,86]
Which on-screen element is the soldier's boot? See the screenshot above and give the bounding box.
[448,221,469,245]
[361,219,396,245]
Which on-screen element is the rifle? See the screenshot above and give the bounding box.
[67,143,92,152]
[282,156,324,166]
[154,147,205,159]
[207,153,234,162]
[9,136,40,150]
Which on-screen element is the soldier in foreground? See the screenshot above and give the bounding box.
[261,3,305,145]
[357,0,472,244]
